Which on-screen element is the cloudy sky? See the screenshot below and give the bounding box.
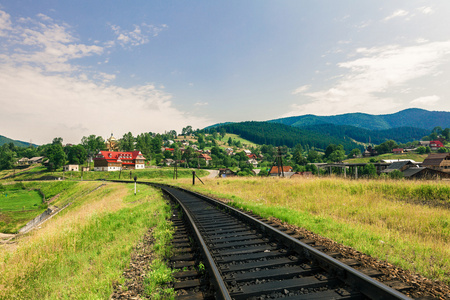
[1,1,450,145]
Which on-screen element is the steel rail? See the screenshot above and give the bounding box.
[178,186,412,300]
[155,184,231,300]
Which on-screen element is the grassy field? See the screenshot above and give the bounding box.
[0,181,174,299]
[0,183,47,233]
[345,152,428,163]
[220,133,259,148]
[170,176,450,285]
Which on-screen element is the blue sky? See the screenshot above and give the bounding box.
[1,1,450,144]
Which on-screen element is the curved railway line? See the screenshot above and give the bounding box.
[149,183,418,300]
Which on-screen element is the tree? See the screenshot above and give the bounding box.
[389,170,404,179]
[135,133,152,160]
[227,137,233,146]
[348,148,361,159]
[168,130,177,138]
[328,149,346,163]
[182,126,193,136]
[442,128,450,141]
[52,137,63,145]
[46,143,66,171]
[361,163,377,177]
[220,128,226,140]
[0,147,15,170]
[307,150,321,163]
[65,145,87,165]
[374,140,397,155]
[120,132,135,151]
[438,147,449,153]
[293,145,307,165]
[324,144,341,159]
[416,146,427,154]
[81,135,105,155]
[151,134,163,154]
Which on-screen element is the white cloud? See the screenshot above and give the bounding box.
[417,6,434,15]
[383,9,409,21]
[0,10,12,36]
[411,95,440,105]
[110,23,167,47]
[0,64,208,144]
[285,41,450,116]
[0,10,207,144]
[291,85,310,95]
[1,12,103,72]
[194,102,209,106]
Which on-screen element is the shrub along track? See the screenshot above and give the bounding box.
[153,183,425,300]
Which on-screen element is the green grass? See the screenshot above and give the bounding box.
[0,182,173,299]
[221,133,259,148]
[0,185,46,233]
[10,166,208,182]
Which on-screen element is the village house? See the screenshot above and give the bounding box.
[381,161,418,174]
[198,153,212,165]
[164,158,175,166]
[218,168,237,177]
[247,158,258,168]
[429,140,444,150]
[392,148,404,154]
[421,153,450,173]
[269,166,294,177]
[94,151,145,171]
[363,146,377,157]
[18,157,29,166]
[29,156,45,164]
[162,147,175,153]
[63,164,79,172]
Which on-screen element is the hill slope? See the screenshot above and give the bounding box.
[269,108,450,131]
[215,121,363,152]
[0,135,36,147]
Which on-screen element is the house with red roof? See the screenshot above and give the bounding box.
[269,166,293,177]
[198,153,212,165]
[94,151,146,171]
[429,140,444,150]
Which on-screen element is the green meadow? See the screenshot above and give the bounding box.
[0,181,174,299]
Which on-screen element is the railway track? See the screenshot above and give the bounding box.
[155,183,415,300]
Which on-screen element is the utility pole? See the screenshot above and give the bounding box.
[269,147,284,177]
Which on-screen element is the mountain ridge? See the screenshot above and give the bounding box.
[268,108,450,131]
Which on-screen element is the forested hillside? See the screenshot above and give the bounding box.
[0,135,36,147]
[215,121,362,152]
[300,124,430,145]
[269,108,450,131]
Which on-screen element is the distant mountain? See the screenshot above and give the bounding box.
[0,135,37,147]
[269,108,450,131]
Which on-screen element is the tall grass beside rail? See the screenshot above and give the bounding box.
[173,176,450,285]
[0,181,171,299]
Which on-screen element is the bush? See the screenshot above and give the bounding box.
[389,170,404,179]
